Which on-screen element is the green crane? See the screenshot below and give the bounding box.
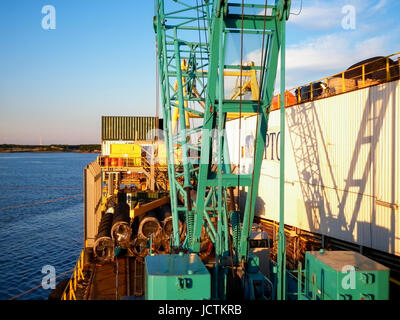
[154,0,290,300]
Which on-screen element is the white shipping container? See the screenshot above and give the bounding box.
[226,80,400,256]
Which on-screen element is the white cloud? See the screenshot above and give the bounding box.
[235,32,394,91]
[288,0,390,30]
[289,5,342,30]
[286,33,395,87]
[287,33,391,69]
[286,34,350,71]
[371,0,387,12]
[354,35,390,57]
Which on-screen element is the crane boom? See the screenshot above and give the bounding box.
[154,0,290,299]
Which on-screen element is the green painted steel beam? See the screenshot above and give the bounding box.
[165,25,208,31]
[155,0,290,300]
[155,0,181,247]
[237,31,279,265]
[225,29,273,35]
[206,174,252,187]
[224,17,278,30]
[216,22,228,278]
[171,106,204,118]
[277,9,287,300]
[173,27,192,191]
[221,100,265,113]
[227,3,276,9]
[165,2,211,17]
[191,7,223,254]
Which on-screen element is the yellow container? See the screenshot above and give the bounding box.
[109,143,141,158]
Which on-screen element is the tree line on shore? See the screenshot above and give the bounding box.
[0,144,101,153]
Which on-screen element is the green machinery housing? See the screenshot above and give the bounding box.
[145,253,211,300]
[297,250,389,300]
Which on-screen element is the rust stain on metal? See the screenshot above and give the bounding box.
[376,199,399,210]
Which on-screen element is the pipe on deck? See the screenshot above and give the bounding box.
[137,211,163,253]
[94,212,114,262]
[111,193,132,248]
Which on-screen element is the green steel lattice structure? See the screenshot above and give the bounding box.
[154,0,290,299]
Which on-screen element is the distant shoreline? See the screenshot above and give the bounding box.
[0,144,101,153]
[0,150,100,153]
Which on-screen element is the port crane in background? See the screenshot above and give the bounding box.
[153,0,290,299]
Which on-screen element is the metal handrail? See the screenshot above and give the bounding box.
[61,250,85,300]
[281,51,400,107]
[98,156,169,168]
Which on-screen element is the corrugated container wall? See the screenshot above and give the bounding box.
[226,80,400,256]
[101,116,162,141]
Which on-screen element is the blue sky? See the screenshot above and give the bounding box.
[0,0,399,144]
[285,0,400,88]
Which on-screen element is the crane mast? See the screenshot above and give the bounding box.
[154,0,290,299]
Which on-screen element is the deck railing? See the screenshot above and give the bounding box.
[97,156,169,168]
[61,250,85,300]
[277,51,400,108]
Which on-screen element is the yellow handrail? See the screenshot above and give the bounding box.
[286,51,400,107]
[61,249,85,300]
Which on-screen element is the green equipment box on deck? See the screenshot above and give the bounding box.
[302,250,389,300]
[145,253,211,300]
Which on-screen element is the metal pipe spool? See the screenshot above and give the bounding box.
[111,193,132,248]
[158,205,183,238]
[162,216,183,237]
[137,211,162,251]
[131,237,148,257]
[94,212,114,262]
[111,221,131,247]
[138,211,161,239]
[131,234,162,257]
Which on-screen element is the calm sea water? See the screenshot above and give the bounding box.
[0,152,98,300]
